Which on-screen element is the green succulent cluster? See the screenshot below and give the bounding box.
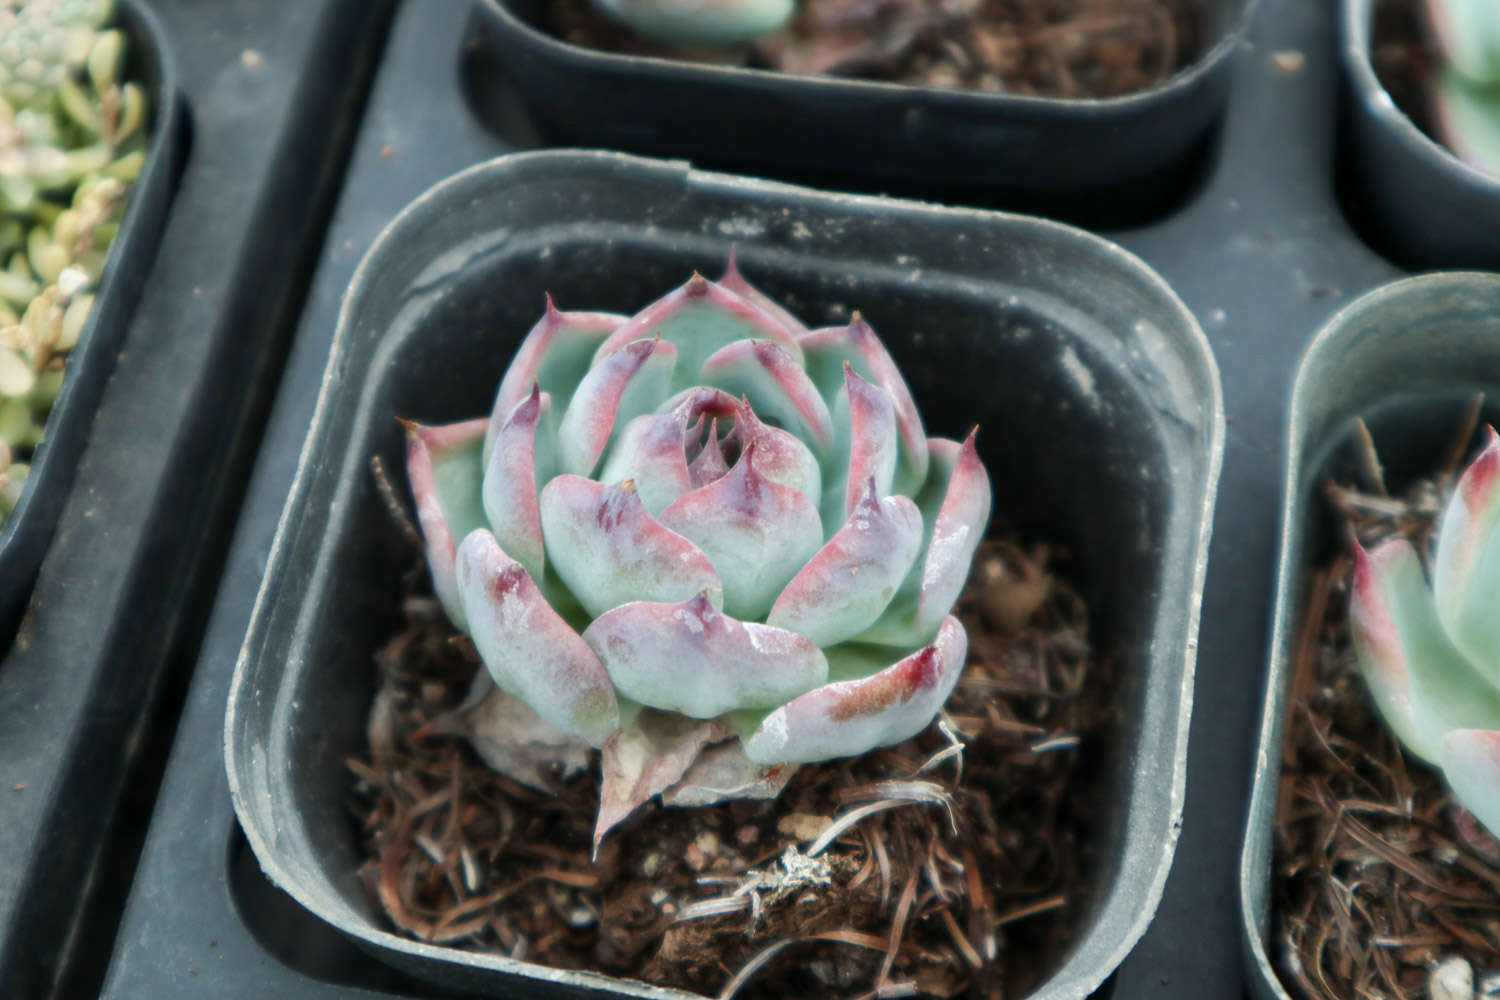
[0,0,146,521]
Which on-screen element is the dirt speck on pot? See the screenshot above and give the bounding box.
[349,537,1115,999]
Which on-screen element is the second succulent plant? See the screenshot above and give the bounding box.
[1350,428,1500,837]
[405,258,991,846]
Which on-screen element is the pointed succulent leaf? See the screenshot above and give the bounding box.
[1433,68,1500,177]
[1441,729,1500,838]
[821,364,898,532]
[731,396,822,510]
[598,411,693,514]
[801,314,928,494]
[769,482,923,648]
[539,475,723,618]
[596,712,733,852]
[658,442,823,619]
[456,530,619,747]
[1434,428,1500,678]
[718,249,808,336]
[488,297,624,454]
[1350,539,1437,758]
[916,429,992,631]
[583,593,828,718]
[661,739,798,808]
[1350,539,1500,764]
[699,338,833,452]
[556,337,677,476]
[403,417,488,630]
[1424,0,1500,85]
[858,431,991,647]
[481,385,552,581]
[592,273,804,387]
[687,420,731,487]
[743,615,968,765]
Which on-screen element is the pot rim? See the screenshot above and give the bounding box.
[227,147,1224,1000]
[479,0,1263,114]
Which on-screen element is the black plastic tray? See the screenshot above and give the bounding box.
[0,1,396,996]
[0,0,184,637]
[76,0,1450,998]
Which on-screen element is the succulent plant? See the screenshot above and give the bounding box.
[405,259,991,845]
[0,0,146,524]
[1423,0,1500,175]
[590,0,794,47]
[1350,428,1500,837]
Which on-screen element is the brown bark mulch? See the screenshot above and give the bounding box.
[349,534,1117,999]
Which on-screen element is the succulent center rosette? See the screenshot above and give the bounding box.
[1350,428,1500,837]
[404,258,990,847]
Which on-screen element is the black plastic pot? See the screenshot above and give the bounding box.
[225,149,1223,999]
[0,0,183,635]
[470,0,1258,223]
[1239,271,1500,1000]
[1339,0,1500,269]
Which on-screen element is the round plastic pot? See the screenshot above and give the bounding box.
[469,0,1258,219]
[0,0,184,634]
[226,149,1223,1000]
[1339,0,1500,269]
[1239,271,1500,1000]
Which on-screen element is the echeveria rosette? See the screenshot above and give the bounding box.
[1423,0,1500,176]
[404,259,991,847]
[1350,428,1500,837]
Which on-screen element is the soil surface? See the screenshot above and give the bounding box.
[350,537,1117,999]
[548,0,1204,97]
[1272,406,1500,1000]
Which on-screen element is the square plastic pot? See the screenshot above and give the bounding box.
[0,0,183,635]
[469,0,1258,220]
[226,149,1223,999]
[1339,0,1500,269]
[1239,271,1500,1000]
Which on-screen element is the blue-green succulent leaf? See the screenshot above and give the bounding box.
[1435,428,1500,679]
[539,474,723,618]
[404,417,488,630]
[583,593,827,718]
[1441,728,1500,838]
[455,529,619,747]
[1351,538,1500,764]
[743,616,967,765]
[487,297,623,458]
[657,441,823,620]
